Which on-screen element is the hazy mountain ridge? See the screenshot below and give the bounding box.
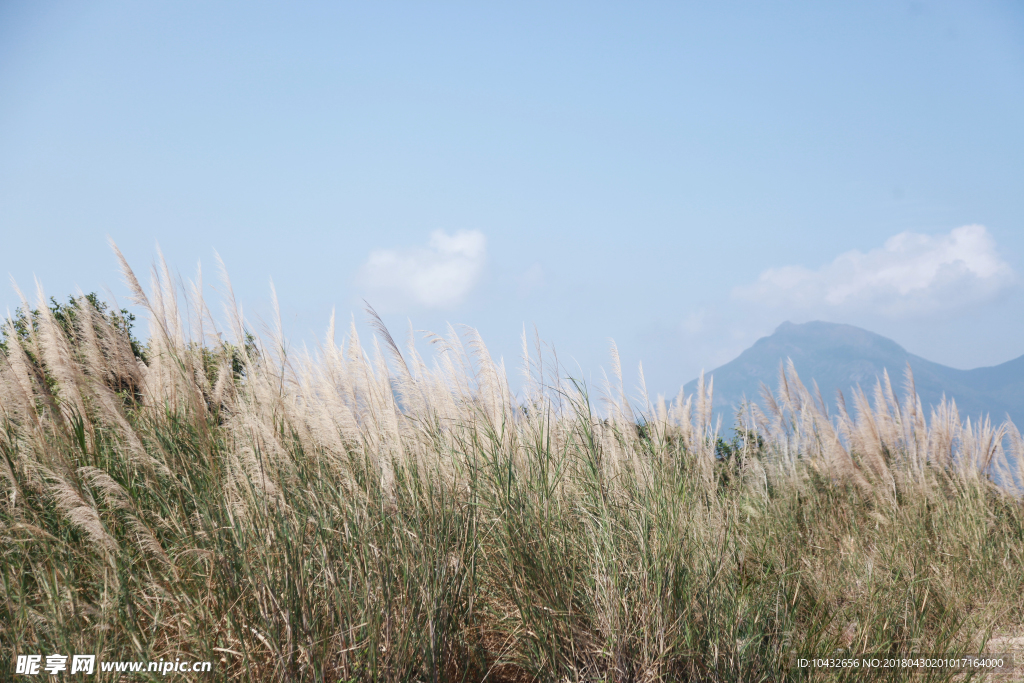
[684,321,1024,428]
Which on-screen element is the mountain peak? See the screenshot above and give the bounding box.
[753,321,909,362]
[684,322,1022,427]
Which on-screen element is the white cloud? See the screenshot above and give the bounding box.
[357,230,486,309]
[733,225,1014,317]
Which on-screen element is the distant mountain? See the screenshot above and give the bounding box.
[683,321,1024,429]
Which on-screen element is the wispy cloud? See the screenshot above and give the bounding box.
[357,230,486,309]
[733,225,1014,317]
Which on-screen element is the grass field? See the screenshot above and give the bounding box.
[3,253,1024,682]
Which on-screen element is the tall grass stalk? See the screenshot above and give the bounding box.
[2,252,1023,681]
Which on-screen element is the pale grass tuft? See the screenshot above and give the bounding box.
[3,249,1023,682]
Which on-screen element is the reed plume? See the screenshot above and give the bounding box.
[2,247,1023,682]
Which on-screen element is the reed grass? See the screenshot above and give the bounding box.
[2,251,1024,682]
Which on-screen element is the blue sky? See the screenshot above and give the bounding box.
[2,1,1022,398]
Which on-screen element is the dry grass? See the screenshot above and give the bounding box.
[2,250,1024,682]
